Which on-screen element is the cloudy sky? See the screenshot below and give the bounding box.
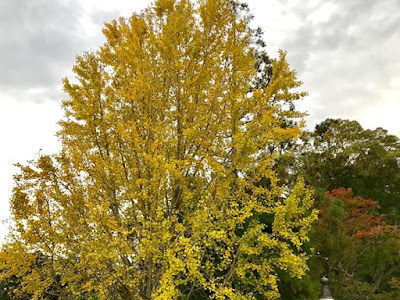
[0,0,399,240]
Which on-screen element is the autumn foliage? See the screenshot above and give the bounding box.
[309,187,400,299]
[0,0,317,299]
[325,188,388,240]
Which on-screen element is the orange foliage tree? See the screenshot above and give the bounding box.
[312,188,400,299]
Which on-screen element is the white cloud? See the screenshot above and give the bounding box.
[307,2,338,24]
[83,0,150,17]
[390,77,400,89]
[0,96,62,241]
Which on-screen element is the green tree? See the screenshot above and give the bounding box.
[277,119,400,299]
[301,119,400,221]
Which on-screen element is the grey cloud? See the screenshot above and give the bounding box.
[0,0,80,87]
[283,0,400,69]
[0,0,106,101]
[277,0,400,132]
[90,10,121,26]
[283,25,316,74]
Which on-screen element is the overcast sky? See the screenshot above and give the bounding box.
[1,0,399,240]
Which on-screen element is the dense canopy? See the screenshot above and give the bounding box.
[0,0,316,299]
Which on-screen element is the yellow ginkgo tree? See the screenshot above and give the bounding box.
[1,0,317,299]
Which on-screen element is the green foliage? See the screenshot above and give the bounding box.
[280,119,400,299]
[301,119,400,221]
